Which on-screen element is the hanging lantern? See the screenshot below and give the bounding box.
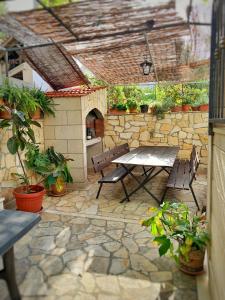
[140,60,152,75]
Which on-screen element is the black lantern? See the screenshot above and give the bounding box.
[140,60,152,75]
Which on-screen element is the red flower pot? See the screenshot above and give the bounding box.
[171,106,182,112]
[129,108,138,113]
[198,104,209,111]
[13,185,45,213]
[182,104,192,112]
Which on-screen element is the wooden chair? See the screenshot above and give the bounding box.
[92,143,134,201]
[161,146,200,210]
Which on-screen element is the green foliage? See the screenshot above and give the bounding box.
[142,202,209,263]
[40,0,76,7]
[25,145,74,189]
[0,81,55,117]
[116,103,127,111]
[108,86,125,106]
[87,76,108,87]
[127,98,137,109]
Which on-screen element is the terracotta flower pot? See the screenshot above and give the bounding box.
[13,185,45,213]
[140,104,149,113]
[117,110,127,115]
[191,106,199,111]
[198,104,209,111]
[0,99,11,119]
[109,108,119,115]
[32,107,41,120]
[129,107,138,113]
[171,106,182,112]
[182,104,192,112]
[179,249,205,275]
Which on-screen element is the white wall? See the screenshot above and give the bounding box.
[6,0,36,12]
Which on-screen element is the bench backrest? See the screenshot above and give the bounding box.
[190,146,200,178]
[92,143,129,173]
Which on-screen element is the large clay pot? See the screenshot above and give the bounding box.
[140,104,149,113]
[171,106,182,112]
[13,185,45,213]
[182,104,192,112]
[179,249,205,275]
[198,104,209,111]
[117,110,127,115]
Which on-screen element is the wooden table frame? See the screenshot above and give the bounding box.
[112,146,179,203]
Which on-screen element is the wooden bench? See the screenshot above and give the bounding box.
[0,210,40,300]
[161,146,200,210]
[92,143,134,201]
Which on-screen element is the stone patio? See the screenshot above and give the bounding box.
[1,169,207,300]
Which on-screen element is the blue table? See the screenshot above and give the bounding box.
[0,210,41,300]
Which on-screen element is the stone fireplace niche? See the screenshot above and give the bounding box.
[86,108,104,171]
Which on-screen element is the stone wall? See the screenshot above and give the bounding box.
[0,122,44,200]
[104,112,208,169]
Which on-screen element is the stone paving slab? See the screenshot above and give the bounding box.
[1,171,205,299]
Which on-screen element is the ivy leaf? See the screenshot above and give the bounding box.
[7,136,19,154]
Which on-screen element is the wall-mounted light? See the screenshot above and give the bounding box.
[140,59,152,75]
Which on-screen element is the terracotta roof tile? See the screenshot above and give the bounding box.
[46,86,106,98]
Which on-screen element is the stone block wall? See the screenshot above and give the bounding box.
[104,112,208,169]
[44,89,107,183]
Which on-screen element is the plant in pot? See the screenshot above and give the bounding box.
[116,102,127,114]
[29,87,55,119]
[182,97,193,112]
[109,103,118,115]
[127,98,138,113]
[0,108,45,213]
[142,202,209,275]
[25,145,74,196]
[163,84,182,112]
[197,91,209,111]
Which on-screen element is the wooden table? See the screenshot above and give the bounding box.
[0,210,41,300]
[112,146,179,203]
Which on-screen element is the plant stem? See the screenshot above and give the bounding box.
[17,150,29,191]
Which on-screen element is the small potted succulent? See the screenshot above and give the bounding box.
[142,202,209,275]
[127,98,138,113]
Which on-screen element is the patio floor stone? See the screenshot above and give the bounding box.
[1,170,206,299]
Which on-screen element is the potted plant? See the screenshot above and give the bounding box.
[140,103,149,113]
[182,98,193,112]
[152,103,168,119]
[25,145,74,196]
[142,202,209,275]
[197,92,209,111]
[0,108,45,213]
[116,103,127,114]
[191,103,200,111]
[30,87,55,119]
[127,98,138,113]
[109,103,119,115]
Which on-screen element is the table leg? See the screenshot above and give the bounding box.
[121,166,171,203]
[0,247,21,300]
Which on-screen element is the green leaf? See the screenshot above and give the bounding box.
[159,238,171,256]
[30,120,41,127]
[7,136,19,154]
[0,119,11,128]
